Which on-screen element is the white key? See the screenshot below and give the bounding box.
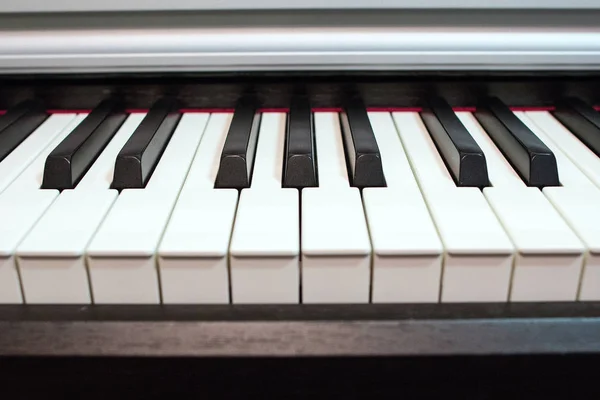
[460,112,585,302]
[393,112,514,303]
[519,112,600,300]
[302,112,371,303]
[543,187,600,301]
[0,114,78,195]
[313,112,349,189]
[16,114,144,304]
[87,113,209,304]
[363,112,442,303]
[524,111,600,189]
[484,187,584,301]
[0,114,86,303]
[158,113,238,304]
[230,189,299,303]
[230,113,300,303]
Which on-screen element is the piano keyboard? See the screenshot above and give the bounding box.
[1,95,600,305]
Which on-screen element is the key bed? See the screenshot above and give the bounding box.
[1,76,600,305]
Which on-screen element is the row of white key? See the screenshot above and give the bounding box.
[1,109,599,304]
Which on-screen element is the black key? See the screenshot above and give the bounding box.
[41,99,127,190]
[338,99,386,188]
[112,98,181,190]
[214,98,261,189]
[421,97,490,187]
[474,97,560,187]
[552,97,600,157]
[0,100,47,162]
[282,96,318,188]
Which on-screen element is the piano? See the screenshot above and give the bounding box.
[1,2,600,397]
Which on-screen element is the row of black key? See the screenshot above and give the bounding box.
[213,96,387,190]
[2,95,600,191]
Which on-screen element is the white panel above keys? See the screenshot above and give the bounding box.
[393,112,514,303]
[0,114,85,304]
[87,113,209,304]
[229,112,300,304]
[16,113,144,304]
[363,112,443,304]
[158,113,237,304]
[302,112,371,304]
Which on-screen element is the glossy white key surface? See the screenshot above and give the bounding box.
[364,112,442,303]
[393,111,514,302]
[173,113,230,194]
[364,188,443,303]
[18,190,118,258]
[249,112,286,189]
[312,112,349,188]
[367,112,420,190]
[484,187,584,252]
[229,112,299,303]
[87,113,208,304]
[230,188,299,303]
[0,191,56,303]
[524,111,600,189]
[158,190,237,304]
[144,113,211,193]
[391,112,456,192]
[544,186,600,301]
[158,113,236,304]
[0,114,85,303]
[301,112,371,303]
[0,114,78,195]
[17,113,143,256]
[14,114,144,304]
[302,187,371,303]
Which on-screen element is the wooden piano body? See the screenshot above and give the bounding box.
[0,2,600,397]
